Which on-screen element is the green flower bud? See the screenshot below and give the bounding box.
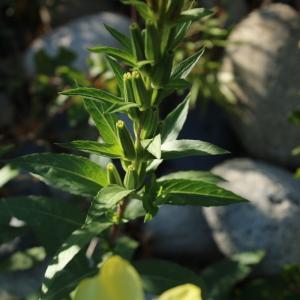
[131,71,150,109]
[106,163,123,186]
[123,72,134,103]
[145,22,161,63]
[130,23,145,61]
[116,120,136,160]
[140,109,159,139]
[124,164,138,190]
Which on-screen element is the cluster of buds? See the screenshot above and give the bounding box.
[123,71,151,110]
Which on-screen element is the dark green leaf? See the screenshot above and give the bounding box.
[58,140,123,158]
[122,0,154,20]
[157,179,247,206]
[104,102,139,114]
[106,56,125,96]
[201,251,265,300]
[161,139,229,159]
[61,87,123,105]
[41,221,111,297]
[87,185,133,222]
[0,196,84,254]
[84,99,119,145]
[161,94,190,143]
[134,259,203,295]
[104,24,132,53]
[288,107,300,125]
[164,78,191,90]
[172,49,204,79]
[0,144,13,158]
[88,46,136,66]
[157,171,224,184]
[10,153,107,196]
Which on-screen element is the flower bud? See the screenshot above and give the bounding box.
[130,23,145,61]
[124,164,138,190]
[140,109,159,139]
[145,22,160,63]
[116,120,136,160]
[131,71,150,109]
[106,163,123,186]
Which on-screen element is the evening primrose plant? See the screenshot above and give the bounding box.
[2,0,246,298]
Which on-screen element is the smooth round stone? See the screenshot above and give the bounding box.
[24,12,130,74]
[204,158,300,274]
[144,205,220,262]
[219,4,300,167]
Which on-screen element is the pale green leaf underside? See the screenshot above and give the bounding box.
[0,165,19,188]
[158,179,246,206]
[161,139,229,159]
[10,153,107,196]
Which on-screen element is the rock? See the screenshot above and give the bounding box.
[203,158,300,274]
[144,205,220,262]
[0,94,13,128]
[219,4,300,167]
[24,12,131,74]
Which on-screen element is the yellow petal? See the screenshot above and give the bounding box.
[100,256,145,300]
[74,271,108,300]
[158,284,202,300]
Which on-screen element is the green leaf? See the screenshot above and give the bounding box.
[122,0,154,20]
[123,199,146,220]
[104,102,139,114]
[84,99,119,145]
[41,221,111,297]
[104,24,132,53]
[61,87,124,105]
[106,56,125,96]
[157,171,224,184]
[161,94,190,143]
[134,259,203,295]
[288,107,300,125]
[87,185,133,222]
[177,8,214,23]
[169,22,192,49]
[157,179,247,206]
[161,140,229,159]
[0,164,19,188]
[88,46,136,66]
[172,49,204,79]
[142,134,162,159]
[201,251,265,300]
[58,140,123,158]
[164,78,191,90]
[0,196,84,254]
[0,247,46,272]
[10,153,107,197]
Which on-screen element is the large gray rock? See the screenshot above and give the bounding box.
[220,4,300,167]
[204,158,300,274]
[24,12,130,74]
[144,205,220,262]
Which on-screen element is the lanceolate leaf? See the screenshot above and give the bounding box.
[10,153,107,196]
[41,221,111,297]
[171,49,204,79]
[84,99,119,145]
[161,95,190,143]
[58,140,123,158]
[122,0,154,20]
[157,171,224,184]
[104,24,132,53]
[0,196,84,254]
[106,56,125,96]
[89,46,136,66]
[61,87,124,105]
[161,140,229,159]
[157,179,247,206]
[87,185,133,222]
[134,259,203,295]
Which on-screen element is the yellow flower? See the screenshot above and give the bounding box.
[73,256,202,300]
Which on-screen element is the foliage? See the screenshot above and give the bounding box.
[1,0,248,299]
